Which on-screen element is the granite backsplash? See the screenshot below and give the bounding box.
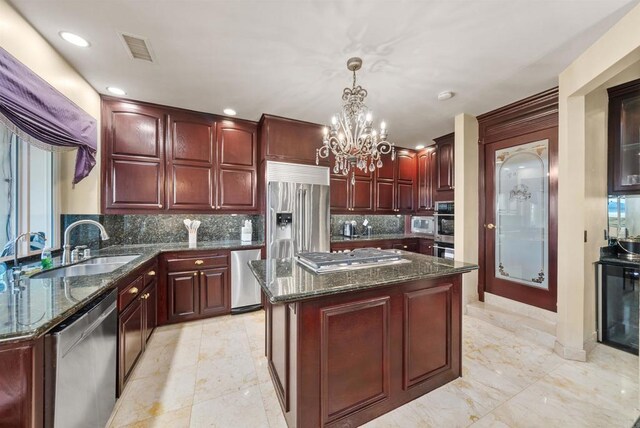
[330,215,406,237]
[61,214,264,250]
[61,213,406,250]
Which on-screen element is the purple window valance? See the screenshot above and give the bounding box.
[0,47,97,183]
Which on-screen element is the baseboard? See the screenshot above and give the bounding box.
[554,340,587,362]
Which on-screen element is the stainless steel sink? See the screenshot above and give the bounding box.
[32,254,140,279]
[82,255,140,265]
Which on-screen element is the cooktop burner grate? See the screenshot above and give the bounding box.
[297,248,403,269]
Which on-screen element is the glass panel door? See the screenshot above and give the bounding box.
[494,139,549,289]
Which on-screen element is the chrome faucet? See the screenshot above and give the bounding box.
[11,232,46,282]
[62,220,110,265]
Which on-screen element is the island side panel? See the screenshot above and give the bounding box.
[266,274,462,428]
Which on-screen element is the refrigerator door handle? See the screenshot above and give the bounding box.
[301,188,307,252]
[296,188,303,254]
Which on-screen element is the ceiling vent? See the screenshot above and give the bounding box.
[120,33,154,62]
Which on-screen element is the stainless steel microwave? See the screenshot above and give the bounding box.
[411,216,435,235]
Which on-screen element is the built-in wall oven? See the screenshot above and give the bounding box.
[434,201,454,244]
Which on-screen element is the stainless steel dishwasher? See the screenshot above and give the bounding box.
[231,249,263,314]
[45,288,118,428]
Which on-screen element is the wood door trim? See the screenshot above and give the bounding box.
[477,88,558,145]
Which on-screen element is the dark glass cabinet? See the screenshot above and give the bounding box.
[598,263,639,354]
[608,78,640,194]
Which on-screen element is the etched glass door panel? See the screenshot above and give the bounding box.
[494,140,548,290]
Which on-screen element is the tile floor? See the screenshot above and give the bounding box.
[107,310,640,428]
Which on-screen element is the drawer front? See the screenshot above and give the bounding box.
[166,254,229,272]
[119,275,144,311]
[144,265,158,285]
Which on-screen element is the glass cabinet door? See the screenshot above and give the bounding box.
[609,79,640,194]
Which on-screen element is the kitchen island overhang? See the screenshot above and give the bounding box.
[249,251,478,428]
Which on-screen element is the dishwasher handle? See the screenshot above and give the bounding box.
[61,302,116,359]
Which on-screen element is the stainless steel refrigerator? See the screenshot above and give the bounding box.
[266,161,330,260]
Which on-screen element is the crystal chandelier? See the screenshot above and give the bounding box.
[316,57,394,184]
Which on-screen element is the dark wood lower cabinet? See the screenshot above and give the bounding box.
[119,299,144,389]
[167,271,200,322]
[200,268,230,316]
[161,251,232,325]
[266,275,461,428]
[0,339,44,428]
[419,239,434,255]
[117,262,158,395]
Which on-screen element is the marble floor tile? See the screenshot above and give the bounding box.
[190,385,270,428]
[194,353,259,403]
[110,365,197,427]
[108,310,640,428]
[118,406,192,428]
[258,381,288,428]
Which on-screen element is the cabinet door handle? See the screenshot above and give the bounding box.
[148,270,156,276]
[195,260,204,265]
[129,287,139,295]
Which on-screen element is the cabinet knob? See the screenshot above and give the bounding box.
[158,204,162,208]
[195,260,204,265]
[129,287,139,295]
[200,272,204,276]
[403,245,408,249]
[485,223,496,230]
[193,272,198,276]
[148,270,156,276]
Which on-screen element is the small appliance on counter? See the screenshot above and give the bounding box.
[342,221,359,238]
[411,216,435,235]
[241,220,253,243]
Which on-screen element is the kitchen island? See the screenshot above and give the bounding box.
[249,251,477,428]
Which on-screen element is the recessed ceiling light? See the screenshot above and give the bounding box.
[59,31,90,47]
[437,91,454,101]
[106,87,126,96]
[415,144,425,150]
[223,108,237,116]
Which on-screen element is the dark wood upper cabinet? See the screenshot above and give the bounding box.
[259,114,329,166]
[167,111,216,210]
[435,133,454,192]
[373,150,416,213]
[417,148,436,212]
[101,96,259,213]
[217,121,258,211]
[608,78,640,194]
[330,153,375,213]
[102,98,166,212]
[330,175,350,212]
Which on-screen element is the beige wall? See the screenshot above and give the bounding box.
[556,2,640,360]
[454,113,479,306]
[583,63,640,352]
[0,0,101,214]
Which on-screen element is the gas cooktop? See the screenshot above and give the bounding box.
[296,248,410,274]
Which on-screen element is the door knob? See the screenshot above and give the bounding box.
[485,223,496,230]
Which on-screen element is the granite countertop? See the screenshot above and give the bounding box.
[597,256,640,268]
[249,251,477,304]
[330,233,434,243]
[0,240,263,344]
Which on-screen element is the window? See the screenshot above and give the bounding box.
[0,125,58,261]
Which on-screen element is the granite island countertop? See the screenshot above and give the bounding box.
[0,240,263,344]
[249,251,477,304]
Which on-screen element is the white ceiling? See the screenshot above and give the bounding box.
[8,0,639,147]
